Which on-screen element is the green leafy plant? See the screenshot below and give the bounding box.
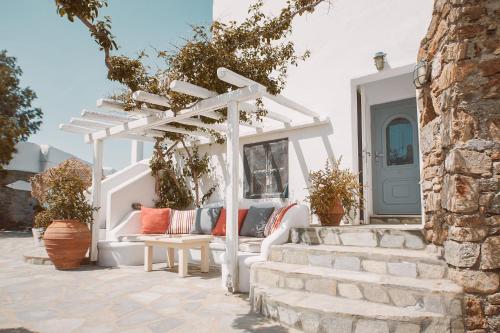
[307,158,362,223]
[30,159,97,232]
[54,0,328,208]
[0,50,43,171]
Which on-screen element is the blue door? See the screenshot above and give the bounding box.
[371,98,421,215]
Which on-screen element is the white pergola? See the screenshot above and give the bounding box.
[60,67,324,292]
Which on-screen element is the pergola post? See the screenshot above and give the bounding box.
[131,140,144,164]
[225,100,239,292]
[90,139,103,262]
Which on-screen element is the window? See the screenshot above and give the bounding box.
[386,117,414,166]
[243,138,288,199]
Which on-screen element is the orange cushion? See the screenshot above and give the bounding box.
[212,208,249,236]
[140,207,171,234]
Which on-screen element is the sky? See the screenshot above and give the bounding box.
[0,0,213,170]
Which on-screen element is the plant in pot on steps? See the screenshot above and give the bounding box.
[307,158,362,226]
[30,159,97,269]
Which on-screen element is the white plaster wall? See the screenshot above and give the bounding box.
[213,0,433,170]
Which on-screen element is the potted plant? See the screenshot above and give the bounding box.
[307,158,362,226]
[30,159,96,269]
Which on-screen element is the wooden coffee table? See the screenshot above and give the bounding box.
[144,235,212,277]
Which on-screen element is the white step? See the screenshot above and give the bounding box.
[251,261,463,314]
[252,286,463,333]
[291,225,427,250]
[270,243,448,279]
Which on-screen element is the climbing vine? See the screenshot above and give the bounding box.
[54,0,327,208]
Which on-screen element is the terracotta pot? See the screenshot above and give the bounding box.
[319,200,344,226]
[43,220,90,270]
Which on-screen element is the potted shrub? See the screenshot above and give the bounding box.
[307,158,362,226]
[30,159,96,269]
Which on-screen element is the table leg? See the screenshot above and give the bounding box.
[144,245,153,272]
[200,243,209,273]
[178,248,188,278]
[166,247,175,268]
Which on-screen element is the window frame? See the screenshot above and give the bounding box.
[243,138,289,199]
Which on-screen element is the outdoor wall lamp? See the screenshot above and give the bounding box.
[413,60,429,88]
[373,52,386,71]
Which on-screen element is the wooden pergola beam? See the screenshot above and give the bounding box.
[217,67,319,119]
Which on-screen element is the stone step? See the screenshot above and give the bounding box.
[370,215,422,225]
[251,286,463,333]
[291,225,427,250]
[270,243,448,279]
[251,261,463,314]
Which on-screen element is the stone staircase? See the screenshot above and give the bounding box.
[250,226,464,333]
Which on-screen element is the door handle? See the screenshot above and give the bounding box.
[375,152,384,164]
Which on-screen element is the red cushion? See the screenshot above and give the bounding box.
[212,208,249,236]
[140,207,171,234]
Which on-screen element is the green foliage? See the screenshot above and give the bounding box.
[31,159,97,231]
[0,50,43,170]
[54,0,326,208]
[150,139,193,209]
[307,158,362,223]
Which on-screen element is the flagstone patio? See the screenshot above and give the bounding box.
[0,232,297,333]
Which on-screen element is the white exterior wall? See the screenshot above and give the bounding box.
[207,0,433,218]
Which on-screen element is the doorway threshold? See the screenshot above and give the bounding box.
[370,215,422,225]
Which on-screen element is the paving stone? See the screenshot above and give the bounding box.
[305,279,337,296]
[257,270,282,287]
[387,262,417,278]
[116,309,163,327]
[320,317,353,333]
[423,319,451,333]
[338,283,363,300]
[424,295,446,313]
[395,323,420,333]
[318,228,341,245]
[380,234,405,248]
[361,260,387,274]
[404,234,426,249]
[284,250,309,265]
[308,254,333,267]
[286,277,304,290]
[148,317,183,333]
[29,318,85,333]
[340,232,378,247]
[417,262,446,279]
[277,305,299,327]
[333,256,361,271]
[354,319,389,333]
[269,249,283,262]
[388,289,418,307]
[127,291,162,304]
[300,312,320,333]
[362,285,390,304]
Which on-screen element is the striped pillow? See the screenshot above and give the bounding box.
[264,203,297,237]
[166,209,196,234]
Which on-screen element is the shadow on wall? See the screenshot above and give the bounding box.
[201,120,335,205]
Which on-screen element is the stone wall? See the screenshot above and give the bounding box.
[0,170,37,230]
[417,0,499,331]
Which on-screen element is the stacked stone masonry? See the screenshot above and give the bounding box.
[417,0,499,331]
[251,227,465,332]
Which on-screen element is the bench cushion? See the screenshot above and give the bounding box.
[140,207,170,234]
[166,209,196,234]
[191,207,222,235]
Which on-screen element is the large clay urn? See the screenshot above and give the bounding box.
[43,220,91,270]
[319,199,344,226]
